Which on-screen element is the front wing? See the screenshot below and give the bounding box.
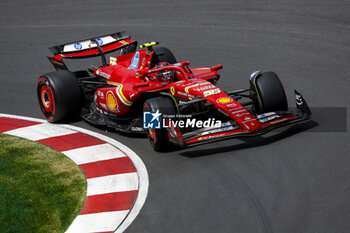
[169,90,312,147]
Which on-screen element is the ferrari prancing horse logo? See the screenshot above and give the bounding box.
[170,86,175,95]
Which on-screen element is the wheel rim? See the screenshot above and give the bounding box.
[148,129,157,144]
[40,85,52,112]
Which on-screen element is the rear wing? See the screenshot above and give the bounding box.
[48,31,137,70]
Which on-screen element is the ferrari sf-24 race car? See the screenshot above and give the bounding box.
[37,31,311,151]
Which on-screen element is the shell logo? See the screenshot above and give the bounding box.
[170,86,175,95]
[216,97,232,104]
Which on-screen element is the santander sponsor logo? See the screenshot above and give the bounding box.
[96,69,111,79]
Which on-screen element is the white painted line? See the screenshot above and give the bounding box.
[87,172,139,196]
[65,210,129,233]
[4,123,75,141]
[63,143,126,165]
[51,122,150,233]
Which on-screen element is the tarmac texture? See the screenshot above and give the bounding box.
[0,0,349,232]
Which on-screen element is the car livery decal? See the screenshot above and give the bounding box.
[64,35,117,53]
[203,88,221,97]
[106,91,119,112]
[216,97,233,104]
[184,82,210,93]
[170,86,175,95]
[74,42,82,50]
[96,38,103,46]
[106,81,133,106]
[128,52,140,70]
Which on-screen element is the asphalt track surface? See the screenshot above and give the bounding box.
[0,1,349,233]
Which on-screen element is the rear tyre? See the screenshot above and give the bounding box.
[250,71,288,114]
[143,96,177,151]
[37,70,82,122]
[153,47,177,64]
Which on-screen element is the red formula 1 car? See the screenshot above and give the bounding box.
[37,31,311,151]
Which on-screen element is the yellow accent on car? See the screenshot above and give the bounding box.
[252,75,263,112]
[120,40,129,45]
[109,56,117,65]
[217,97,232,103]
[106,81,133,105]
[107,93,117,110]
[170,86,175,95]
[140,41,158,48]
[160,93,180,115]
[184,82,209,93]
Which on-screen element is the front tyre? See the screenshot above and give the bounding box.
[37,70,82,122]
[250,71,288,114]
[143,96,177,151]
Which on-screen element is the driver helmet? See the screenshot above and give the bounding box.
[155,62,175,82]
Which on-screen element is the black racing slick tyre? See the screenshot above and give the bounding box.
[143,96,177,152]
[37,70,82,122]
[153,47,177,64]
[250,71,288,114]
